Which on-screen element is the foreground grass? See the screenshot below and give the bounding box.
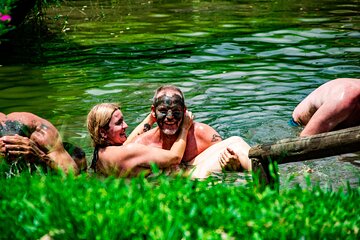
[0,171,359,239]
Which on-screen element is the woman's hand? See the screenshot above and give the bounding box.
[182,110,194,130]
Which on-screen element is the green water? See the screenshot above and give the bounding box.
[0,0,359,189]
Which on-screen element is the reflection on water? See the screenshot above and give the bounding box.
[0,0,359,189]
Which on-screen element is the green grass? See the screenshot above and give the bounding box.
[1,166,359,240]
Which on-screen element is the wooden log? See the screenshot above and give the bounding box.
[251,158,270,187]
[249,125,360,164]
[251,157,280,190]
[249,125,360,189]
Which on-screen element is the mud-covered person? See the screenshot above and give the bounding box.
[0,112,84,174]
[132,85,251,178]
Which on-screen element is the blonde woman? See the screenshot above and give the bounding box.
[87,103,193,177]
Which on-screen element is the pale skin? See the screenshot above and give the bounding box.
[132,87,252,178]
[188,136,251,179]
[0,112,79,174]
[93,109,194,176]
[292,78,360,137]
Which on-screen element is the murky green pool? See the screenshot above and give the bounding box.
[0,0,359,189]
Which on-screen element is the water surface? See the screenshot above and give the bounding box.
[0,0,359,189]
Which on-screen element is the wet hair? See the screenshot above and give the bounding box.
[152,85,185,106]
[154,93,185,109]
[87,103,120,147]
[0,120,32,138]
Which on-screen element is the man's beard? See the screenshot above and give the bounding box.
[161,128,178,135]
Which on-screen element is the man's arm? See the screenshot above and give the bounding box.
[300,101,354,136]
[297,80,360,136]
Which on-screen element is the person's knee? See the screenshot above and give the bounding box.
[226,136,250,149]
[223,136,252,171]
[228,136,241,141]
[224,136,243,144]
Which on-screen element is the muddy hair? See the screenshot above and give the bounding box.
[152,85,185,105]
[0,120,33,137]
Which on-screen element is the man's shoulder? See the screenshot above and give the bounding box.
[192,121,221,141]
[193,121,216,131]
[132,128,157,143]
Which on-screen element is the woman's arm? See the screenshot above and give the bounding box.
[100,111,194,174]
[124,113,156,144]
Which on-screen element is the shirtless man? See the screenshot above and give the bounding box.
[292,78,360,137]
[0,112,80,174]
[132,85,251,178]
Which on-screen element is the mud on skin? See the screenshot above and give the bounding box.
[154,94,185,121]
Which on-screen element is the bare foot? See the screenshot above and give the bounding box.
[218,147,242,171]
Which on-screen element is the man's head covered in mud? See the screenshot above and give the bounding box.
[152,85,186,135]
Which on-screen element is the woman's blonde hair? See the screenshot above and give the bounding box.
[87,103,120,147]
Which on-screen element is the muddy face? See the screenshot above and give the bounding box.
[154,94,185,135]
